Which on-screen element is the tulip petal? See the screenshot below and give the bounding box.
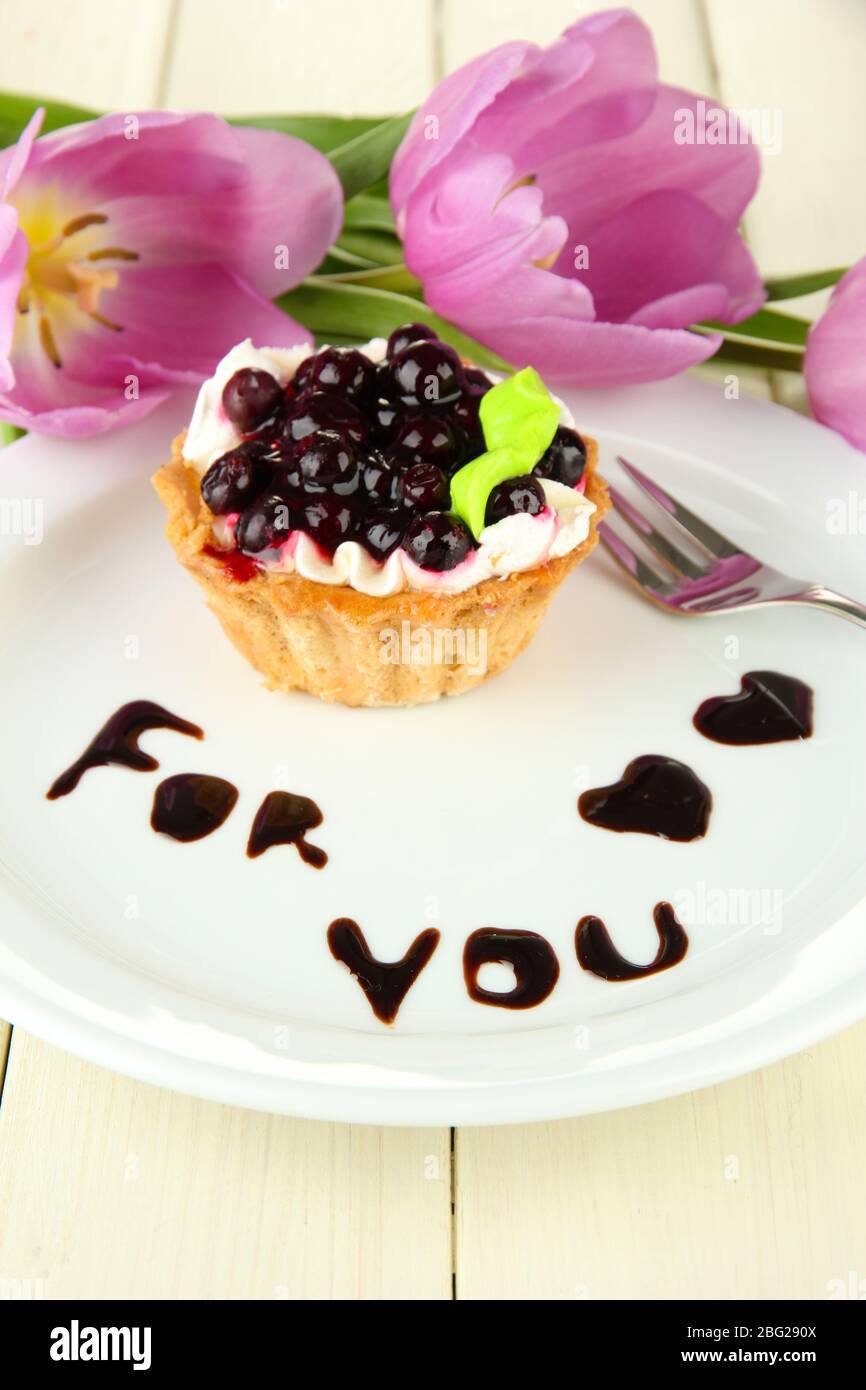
[423,257,720,386]
[0,106,44,198]
[390,41,532,219]
[538,83,760,240]
[472,9,658,165]
[392,8,763,389]
[16,111,343,296]
[0,206,28,391]
[804,259,866,453]
[557,189,764,325]
[2,263,310,437]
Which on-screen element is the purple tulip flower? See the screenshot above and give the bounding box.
[0,109,342,436]
[391,7,764,386]
[805,259,866,453]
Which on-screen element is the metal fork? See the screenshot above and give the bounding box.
[598,455,866,629]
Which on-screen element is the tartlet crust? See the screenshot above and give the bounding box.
[153,431,609,707]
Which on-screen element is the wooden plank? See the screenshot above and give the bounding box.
[442,0,717,92]
[0,0,174,109]
[163,0,436,114]
[0,1032,452,1299]
[455,1018,866,1299]
[705,0,866,288]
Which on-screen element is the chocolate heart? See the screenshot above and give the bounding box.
[693,670,813,745]
[578,754,712,841]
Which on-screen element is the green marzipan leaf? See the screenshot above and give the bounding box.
[277,279,511,372]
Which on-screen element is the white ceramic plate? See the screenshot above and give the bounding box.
[1,375,865,1125]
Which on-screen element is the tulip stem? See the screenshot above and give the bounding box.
[318,263,422,295]
[278,278,512,371]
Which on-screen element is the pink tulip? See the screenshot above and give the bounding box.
[0,109,342,436]
[391,7,764,386]
[804,259,866,453]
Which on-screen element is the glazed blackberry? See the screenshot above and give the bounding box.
[302,494,358,553]
[393,413,461,471]
[464,366,492,397]
[451,395,484,461]
[286,391,367,449]
[360,508,405,561]
[236,492,295,554]
[533,426,587,487]
[402,512,473,571]
[484,475,546,527]
[201,442,269,515]
[400,461,450,513]
[307,347,375,402]
[295,432,358,496]
[388,341,466,409]
[361,449,403,507]
[222,368,283,433]
[386,322,438,359]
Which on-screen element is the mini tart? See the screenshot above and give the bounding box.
[153,431,609,708]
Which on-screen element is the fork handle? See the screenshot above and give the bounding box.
[786,584,866,629]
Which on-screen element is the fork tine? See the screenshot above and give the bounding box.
[607,483,708,580]
[616,456,744,561]
[598,520,677,596]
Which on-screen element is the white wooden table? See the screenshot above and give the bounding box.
[2,0,865,1300]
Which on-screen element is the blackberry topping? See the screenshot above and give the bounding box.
[393,412,460,471]
[302,494,358,554]
[451,395,485,461]
[484,475,546,527]
[292,355,316,395]
[533,426,587,487]
[201,442,269,515]
[370,401,401,448]
[236,493,295,554]
[201,343,544,576]
[463,366,492,397]
[361,449,403,507]
[386,321,438,359]
[400,461,450,513]
[222,368,283,432]
[388,340,466,409]
[402,512,473,572]
[360,508,405,561]
[286,391,367,449]
[308,347,375,402]
[296,431,358,496]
